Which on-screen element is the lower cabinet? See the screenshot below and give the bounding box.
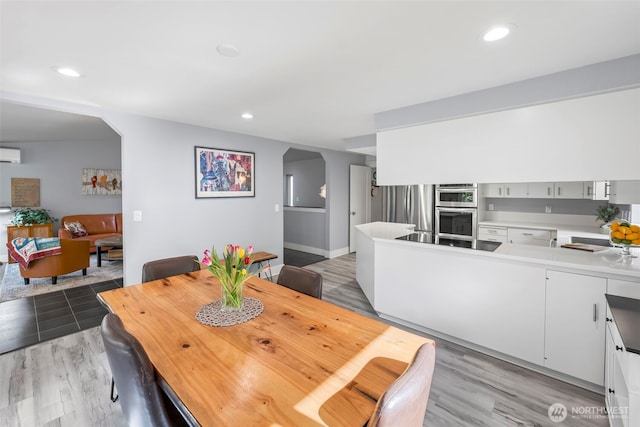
[544,270,606,385]
[508,227,555,247]
[605,301,638,427]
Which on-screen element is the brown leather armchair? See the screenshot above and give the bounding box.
[19,239,91,285]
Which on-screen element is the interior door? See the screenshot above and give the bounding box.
[349,165,372,252]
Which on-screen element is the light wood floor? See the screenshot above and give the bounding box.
[0,254,608,426]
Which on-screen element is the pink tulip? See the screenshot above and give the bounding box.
[204,249,211,258]
[202,257,212,266]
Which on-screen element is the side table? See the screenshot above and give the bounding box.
[249,251,277,281]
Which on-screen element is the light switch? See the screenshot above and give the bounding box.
[488,204,494,211]
[545,205,552,214]
[133,210,143,222]
[275,204,280,212]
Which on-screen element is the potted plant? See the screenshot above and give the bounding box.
[10,207,58,226]
[595,203,619,232]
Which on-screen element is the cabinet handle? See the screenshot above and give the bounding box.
[593,304,597,322]
[547,186,551,196]
[506,187,510,196]
[604,182,610,197]
[609,388,615,394]
[557,187,561,196]
[616,345,624,352]
[606,317,612,322]
[587,186,593,196]
[488,229,497,234]
[522,233,534,236]
[498,187,502,196]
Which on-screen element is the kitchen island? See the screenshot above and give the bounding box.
[355,221,640,392]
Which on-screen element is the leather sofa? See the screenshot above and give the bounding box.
[20,239,90,284]
[58,213,122,253]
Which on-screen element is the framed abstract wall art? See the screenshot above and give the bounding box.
[82,168,122,195]
[194,146,255,198]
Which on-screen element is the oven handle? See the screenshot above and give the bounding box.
[436,208,478,214]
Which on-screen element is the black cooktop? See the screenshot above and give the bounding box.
[394,232,501,252]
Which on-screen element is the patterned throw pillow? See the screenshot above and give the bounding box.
[64,221,88,238]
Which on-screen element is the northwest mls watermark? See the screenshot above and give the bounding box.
[548,402,628,423]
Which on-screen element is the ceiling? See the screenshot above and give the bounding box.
[1,1,639,150]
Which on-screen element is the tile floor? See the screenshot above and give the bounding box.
[0,279,123,355]
[283,248,327,267]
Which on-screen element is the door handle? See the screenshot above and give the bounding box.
[593,304,597,322]
[351,211,356,216]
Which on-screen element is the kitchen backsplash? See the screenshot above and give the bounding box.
[484,198,631,220]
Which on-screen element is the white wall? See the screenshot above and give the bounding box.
[104,111,287,285]
[377,88,640,185]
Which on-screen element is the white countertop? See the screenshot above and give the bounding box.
[357,222,640,279]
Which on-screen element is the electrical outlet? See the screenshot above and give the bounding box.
[545,205,552,214]
[488,204,494,211]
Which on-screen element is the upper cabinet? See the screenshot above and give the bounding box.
[554,181,586,199]
[583,181,610,201]
[528,182,555,199]
[483,183,528,198]
[609,180,640,204]
[482,181,609,200]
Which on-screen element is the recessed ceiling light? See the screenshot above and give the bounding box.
[241,112,253,120]
[217,44,240,58]
[483,24,516,42]
[55,67,81,77]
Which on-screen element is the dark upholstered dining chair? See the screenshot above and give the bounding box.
[141,255,200,283]
[367,342,437,427]
[276,265,323,298]
[101,313,176,427]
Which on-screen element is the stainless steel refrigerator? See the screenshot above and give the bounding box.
[382,185,434,232]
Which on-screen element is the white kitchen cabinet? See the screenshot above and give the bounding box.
[605,297,639,427]
[375,243,546,365]
[528,182,555,199]
[478,225,507,243]
[604,320,629,427]
[554,181,585,199]
[609,180,640,204]
[584,181,609,201]
[544,270,606,385]
[508,227,556,247]
[482,183,528,198]
[484,183,505,198]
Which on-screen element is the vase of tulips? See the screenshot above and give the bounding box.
[202,244,255,312]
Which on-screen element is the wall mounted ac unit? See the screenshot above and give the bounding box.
[0,148,21,163]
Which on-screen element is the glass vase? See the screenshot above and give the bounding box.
[220,281,244,312]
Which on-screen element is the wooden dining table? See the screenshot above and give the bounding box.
[97,269,434,427]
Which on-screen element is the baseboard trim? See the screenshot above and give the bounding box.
[284,242,326,257]
[283,243,351,259]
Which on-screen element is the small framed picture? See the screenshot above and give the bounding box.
[194,146,255,198]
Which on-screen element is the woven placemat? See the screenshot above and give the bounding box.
[195,297,264,327]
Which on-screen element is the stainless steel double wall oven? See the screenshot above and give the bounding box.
[435,184,478,242]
